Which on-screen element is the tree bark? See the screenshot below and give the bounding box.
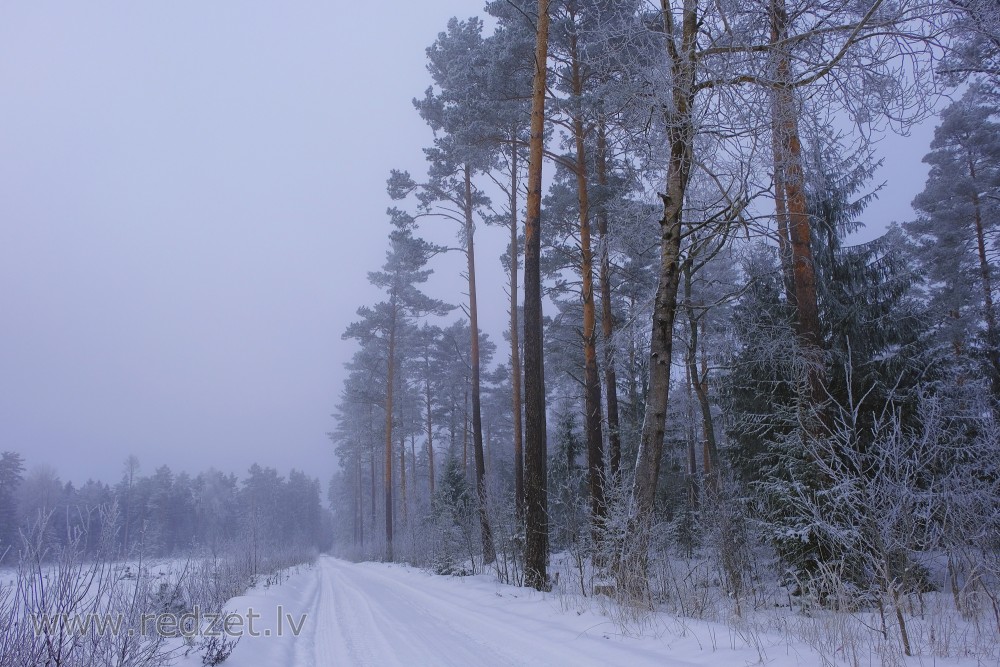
[633,0,697,521]
[769,2,795,308]
[410,435,417,519]
[370,447,376,534]
[524,0,551,591]
[463,389,469,476]
[384,305,397,561]
[426,377,436,498]
[356,452,364,551]
[463,166,497,564]
[698,334,719,478]
[569,22,606,527]
[399,431,407,526]
[509,137,525,521]
[970,160,1000,397]
[684,353,699,507]
[772,110,796,308]
[596,120,622,481]
[449,400,457,459]
[683,265,719,492]
[771,0,824,407]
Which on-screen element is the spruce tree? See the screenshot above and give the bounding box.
[727,129,929,588]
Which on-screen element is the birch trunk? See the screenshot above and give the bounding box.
[633,0,697,520]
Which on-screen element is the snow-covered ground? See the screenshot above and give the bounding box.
[6,553,990,665]
[171,555,917,667]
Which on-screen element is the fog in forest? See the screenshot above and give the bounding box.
[2,1,999,666]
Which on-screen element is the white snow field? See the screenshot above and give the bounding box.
[174,555,850,667]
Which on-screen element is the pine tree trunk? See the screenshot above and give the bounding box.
[410,435,417,505]
[463,391,469,476]
[784,121,822,354]
[356,453,364,551]
[449,403,457,459]
[524,0,551,592]
[596,120,622,480]
[370,448,376,534]
[684,357,699,508]
[356,454,363,549]
[626,293,643,431]
[399,432,407,526]
[426,377,436,498]
[384,305,397,561]
[510,137,525,521]
[698,335,719,481]
[464,164,496,565]
[569,25,606,527]
[683,265,719,491]
[771,0,823,406]
[970,162,1000,397]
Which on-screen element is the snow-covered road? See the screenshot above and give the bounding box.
[192,556,802,667]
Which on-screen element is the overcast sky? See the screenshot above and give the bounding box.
[0,1,936,487]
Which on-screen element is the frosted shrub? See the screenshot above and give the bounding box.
[199,630,240,666]
[484,478,524,586]
[0,507,175,667]
[0,503,317,667]
[595,472,653,616]
[774,383,1000,658]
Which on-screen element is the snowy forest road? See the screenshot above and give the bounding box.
[214,556,720,667]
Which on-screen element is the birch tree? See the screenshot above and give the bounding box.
[941,0,1000,84]
[631,0,942,530]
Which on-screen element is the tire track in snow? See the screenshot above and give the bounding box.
[307,556,697,667]
[290,565,323,667]
[321,557,519,665]
[222,556,714,667]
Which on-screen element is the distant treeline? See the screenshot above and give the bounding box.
[0,452,333,563]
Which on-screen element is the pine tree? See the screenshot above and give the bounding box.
[343,212,448,561]
[548,0,608,529]
[331,339,389,555]
[400,17,507,564]
[905,84,1000,399]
